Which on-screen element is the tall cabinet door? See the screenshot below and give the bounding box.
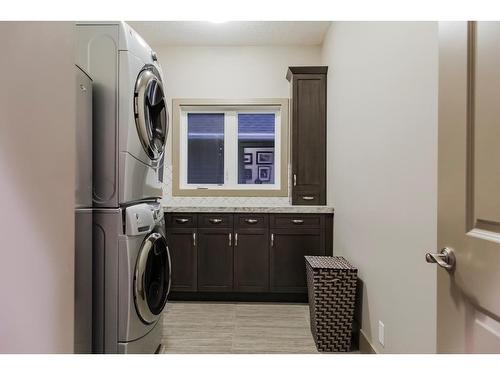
[166,228,197,292]
[287,67,328,205]
[197,228,234,292]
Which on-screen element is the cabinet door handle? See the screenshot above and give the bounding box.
[229,233,232,247]
[234,233,238,247]
[192,232,196,247]
[301,196,315,201]
[271,233,274,247]
[293,174,297,187]
[175,218,189,224]
[244,218,258,224]
[209,218,223,224]
[292,219,304,225]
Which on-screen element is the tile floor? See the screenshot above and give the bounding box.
[160,302,319,354]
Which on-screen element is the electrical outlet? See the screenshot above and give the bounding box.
[378,321,385,347]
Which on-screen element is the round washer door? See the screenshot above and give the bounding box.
[134,232,171,324]
[134,65,168,161]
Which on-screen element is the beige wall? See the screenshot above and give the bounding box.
[153,45,322,206]
[0,22,76,353]
[321,22,438,353]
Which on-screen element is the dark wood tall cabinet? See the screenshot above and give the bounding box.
[287,66,328,205]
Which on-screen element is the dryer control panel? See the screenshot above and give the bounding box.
[125,202,163,236]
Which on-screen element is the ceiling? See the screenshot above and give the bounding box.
[127,21,331,47]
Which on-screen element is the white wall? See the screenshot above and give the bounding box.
[153,45,322,206]
[0,22,75,353]
[321,22,438,353]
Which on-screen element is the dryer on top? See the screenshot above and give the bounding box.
[76,22,168,207]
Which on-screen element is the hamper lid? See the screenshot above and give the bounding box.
[305,256,356,270]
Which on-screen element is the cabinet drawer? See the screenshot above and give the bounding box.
[270,214,323,229]
[292,190,321,205]
[235,214,268,230]
[198,213,233,228]
[165,213,197,228]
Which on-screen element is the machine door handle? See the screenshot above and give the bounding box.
[425,247,456,271]
[209,218,223,224]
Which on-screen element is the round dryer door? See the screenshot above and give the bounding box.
[134,65,168,161]
[134,232,171,324]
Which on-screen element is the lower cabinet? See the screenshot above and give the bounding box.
[234,214,269,292]
[197,228,234,291]
[270,229,324,293]
[166,228,197,291]
[165,212,333,299]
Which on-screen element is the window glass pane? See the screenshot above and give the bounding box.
[238,113,275,185]
[187,113,224,184]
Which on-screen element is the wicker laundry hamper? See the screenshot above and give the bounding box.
[305,256,358,352]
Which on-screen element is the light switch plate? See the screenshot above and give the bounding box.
[378,321,385,347]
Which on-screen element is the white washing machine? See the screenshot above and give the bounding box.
[76,22,168,207]
[93,202,170,353]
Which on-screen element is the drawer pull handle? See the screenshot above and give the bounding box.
[234,233,238,247]
[271,233,274,247]
[292,219,304,224]
[209,218,223,224]
[302,196,315,201]
[175,218,189,224]
[244,219,258,224]
[192,232,196,247]
[229,233,232,246]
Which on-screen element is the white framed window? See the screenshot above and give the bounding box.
[172,99,289,197]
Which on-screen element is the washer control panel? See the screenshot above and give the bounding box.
[125,202,163,236]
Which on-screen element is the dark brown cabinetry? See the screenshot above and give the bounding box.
[196,214,234,291]
[165,212,333,300]
[287,66,328,205]
[165,214,197,291]
[197,228,234,291]
[233,214,269,292]
[270,214,328,293]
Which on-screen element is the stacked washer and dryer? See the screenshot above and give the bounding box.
[76,22,171,354]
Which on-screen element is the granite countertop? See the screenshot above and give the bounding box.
[163,205,334,214]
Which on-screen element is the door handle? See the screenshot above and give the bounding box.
[229,233,232,247]
[234,233,238,247]
[293,174,297,187]
[425,247,456,271]
[271,233,274,247]
[209,218,223,224]
[192,232,196,247]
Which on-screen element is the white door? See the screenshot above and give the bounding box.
[433,21,500,353]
